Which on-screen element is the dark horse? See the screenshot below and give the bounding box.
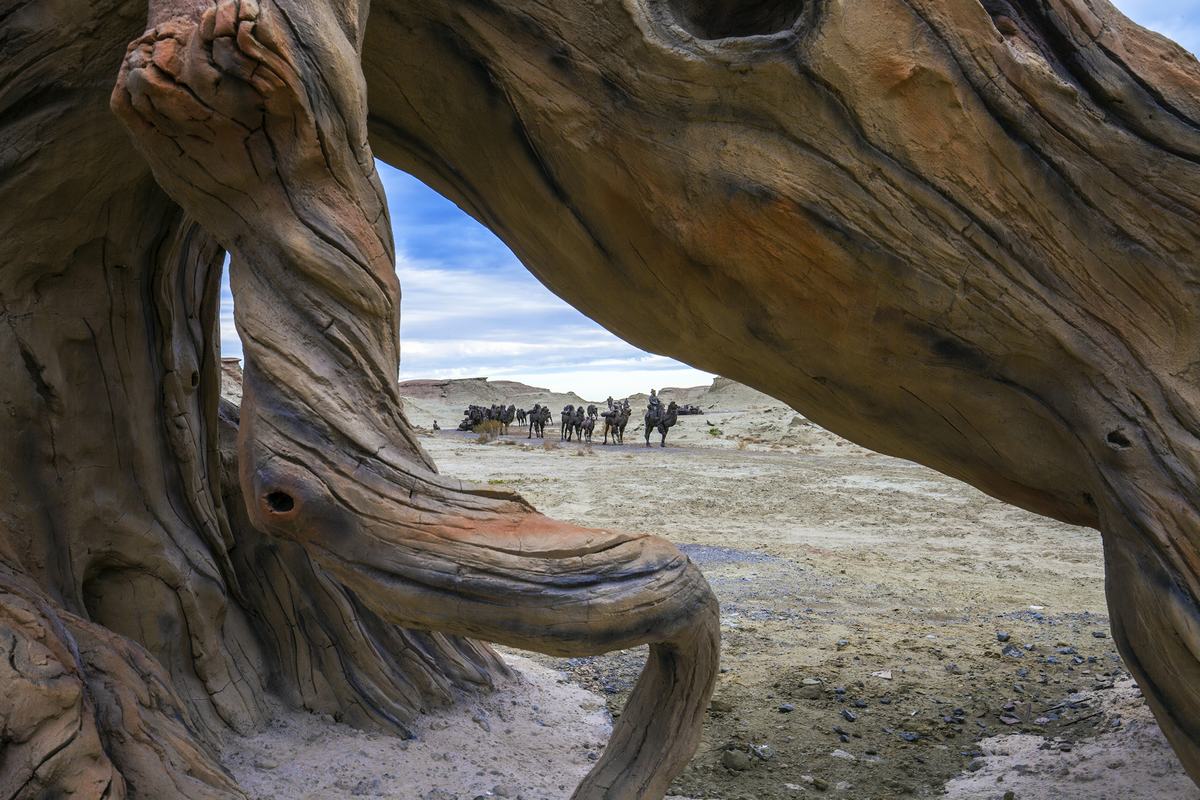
[644,401,680,447]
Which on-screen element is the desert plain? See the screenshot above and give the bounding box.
[220,377,1200,800]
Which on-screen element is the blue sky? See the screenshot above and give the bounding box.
[1120,0,1199,55]
[219,1,1197,398]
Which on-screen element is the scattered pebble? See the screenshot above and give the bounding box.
[721,749,753,771]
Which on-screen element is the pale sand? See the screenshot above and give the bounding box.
[222,655,612,800]
[943,681,1199,800]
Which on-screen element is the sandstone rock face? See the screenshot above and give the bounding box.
[0,2,512,794]
[0,0,1197,796]
[363,0,1200,784]
[2,0,719,797]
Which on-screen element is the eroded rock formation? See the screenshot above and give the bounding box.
[0,0,1197,796]
[363,0,1200,784]
[2,0,718,797]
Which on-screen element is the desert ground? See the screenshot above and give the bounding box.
[223,378,1200,800]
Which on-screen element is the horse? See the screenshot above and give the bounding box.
[645,401,680,447]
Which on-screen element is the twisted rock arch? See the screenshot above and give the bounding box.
[0,0,1197,797]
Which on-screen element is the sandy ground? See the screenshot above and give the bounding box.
[942,681,1196,800]
[219,378,1199,799]
[222,655,612,800]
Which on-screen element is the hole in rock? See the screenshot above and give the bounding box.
[1106,429,1132,449]
[666,0,804,39]
[190,370,200,388]
[266,491,295,513]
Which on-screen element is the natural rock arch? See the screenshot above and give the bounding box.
[0,0,1197,798]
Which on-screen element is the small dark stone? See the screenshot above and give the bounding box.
[778,703,795,713]
[841,709,857,722]
[996,631,1011,642]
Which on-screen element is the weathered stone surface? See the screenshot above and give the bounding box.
[0,0,619,796]
[361,0,1200,785]
[114,0,719,796]
[1,0,1198,796]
